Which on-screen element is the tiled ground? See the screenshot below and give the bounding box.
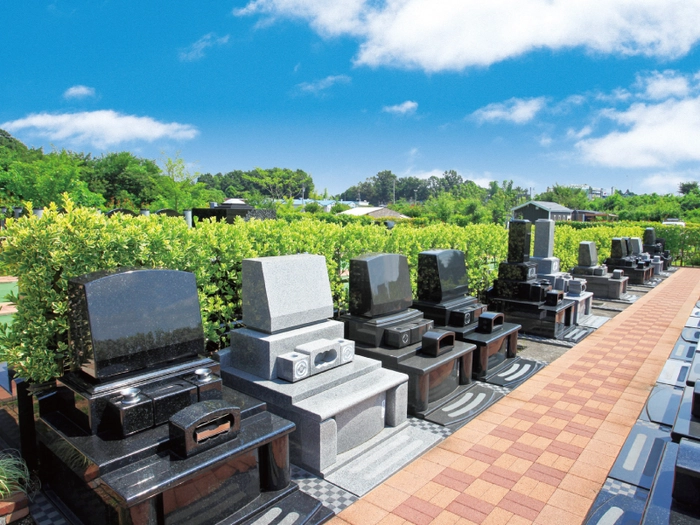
[330,268,700,525]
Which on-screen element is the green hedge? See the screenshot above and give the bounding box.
[2,202,693,383]
[0,202,508,382]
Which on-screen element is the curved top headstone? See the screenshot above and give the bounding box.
[68,268,203,380]
[241,254,333,334]
[349,253,413,318]
[417,249,469,303]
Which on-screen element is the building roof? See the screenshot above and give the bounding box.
[511,200,573,213]
[339,207,409,219]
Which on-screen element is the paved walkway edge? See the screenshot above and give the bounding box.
[331,268,700,525]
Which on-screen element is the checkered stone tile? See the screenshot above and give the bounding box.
[635,419,668,432]
[29,492,68,525]
[291,465,358,514]
[602,478,650,500]
[479,382,512,396]
[406,416,453,439]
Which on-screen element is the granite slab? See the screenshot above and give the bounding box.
[669,340,697,362]
[657,359,691,388]
[608,422,671,489]
[641,385,684,427]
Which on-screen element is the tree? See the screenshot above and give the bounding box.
[86,152,160,207]
[535,185,588,210]
[679,181,699,195]
[151,152,224,212]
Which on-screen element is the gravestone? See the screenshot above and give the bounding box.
[36,268,332,525]
[529,220,594,327]
[605,237,654,285]
[221,254,440,497]
[412,249,537,391]
[643,227,673,271]
[340,253,491,427]
[487,220,577,341]
[572,241,632,301]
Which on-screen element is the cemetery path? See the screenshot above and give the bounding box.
[330,267,700,525]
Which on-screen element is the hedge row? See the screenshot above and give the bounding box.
[1,201,684,383]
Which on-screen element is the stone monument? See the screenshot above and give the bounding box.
[412,249,541,389]
[604,237,654,285]
[530,219,594,326]
[571,241,633,301]
[339,252,504,428]
[487,220,578,341]
[643,227,673,271]
[36,268,332,525]
[220,254,440,497]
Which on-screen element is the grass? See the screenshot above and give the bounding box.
[0,451,31,499]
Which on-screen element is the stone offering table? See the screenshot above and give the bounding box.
[220,254,440,497]
[36,268,331,525]
[487,220,578,342]
[412,249,542,391]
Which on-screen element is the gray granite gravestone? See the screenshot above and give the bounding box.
[220,254,440,496]
[529,220,594,328]
[571,241,633,301]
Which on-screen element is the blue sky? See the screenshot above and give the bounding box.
[3,1,700,197]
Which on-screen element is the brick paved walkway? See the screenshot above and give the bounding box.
[330,268,700,525]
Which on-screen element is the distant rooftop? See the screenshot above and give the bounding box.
[511,200,573,213]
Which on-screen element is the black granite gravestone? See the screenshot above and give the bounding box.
[487,220,576,340]
[340,253,486,428]
[605,237,654,285]
[37,268,331,525]
[412,250,539,389]
[643,227,673,271]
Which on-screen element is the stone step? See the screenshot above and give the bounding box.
[323,422,441,497]
[294,367,406,422]
[482,357,546,388]
[240,487,334,525]
[421,382,503,428]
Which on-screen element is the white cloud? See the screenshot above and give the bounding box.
[577,97,700,168]
[383,100,418,115]
[297,74,351,93]
[472,97,546,124]
[179,33,230,62]
[63,85,95,99]
[235,0,700,72]
[2,110,198,148]
[405,168,445,180]
[539,135,553,147]
[636,70,691,99]
[640,171,698,194]
[567,126,593,139]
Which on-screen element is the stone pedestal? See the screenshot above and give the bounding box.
[605,237,654,285]
[222,254,439,496]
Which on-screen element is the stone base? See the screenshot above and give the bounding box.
[565,291,593,325]
[578,273,629,300]
[488,297,576,340]
[481,356,545,388]
[221,355,422,482]
[417,383,504,428]
[36,388,332,525]
[228,320,345,380]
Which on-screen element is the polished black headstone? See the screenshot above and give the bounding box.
[68,268,204,380]
[417,250,469,303]
[507,220,531,263]
[672,438,700,508]
[349,253,413,317]
[687,352,700,387]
